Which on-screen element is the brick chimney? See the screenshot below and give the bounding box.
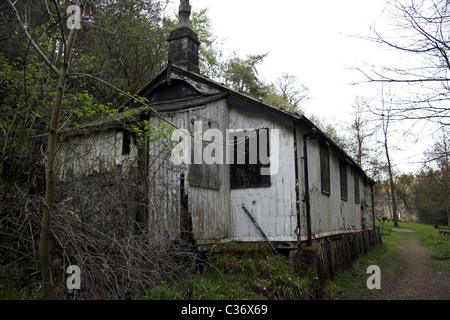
[167,0,200,73]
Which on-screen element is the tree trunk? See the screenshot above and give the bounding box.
[384,129,398,227]
[387,160,398,227]
[40,61,70,299]
[38,1,86,299]
[379,87,399,228]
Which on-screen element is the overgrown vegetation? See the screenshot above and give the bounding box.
[0,179,200,300]
[402,223,450,262]
[325,221,450,299]
[132,222,450,300]
[144,243,325,300]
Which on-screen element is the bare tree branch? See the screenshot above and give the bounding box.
[6,0,60,76]
[358,0,450,125]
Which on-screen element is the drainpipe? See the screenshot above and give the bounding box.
[293,123,301,247]
[303,128,316,247]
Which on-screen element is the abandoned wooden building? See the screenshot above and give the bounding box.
[55,0,381,277]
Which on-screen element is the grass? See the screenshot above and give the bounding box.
[145,222,450,300]
[325,221,450,299]
[144,242,320,300]
[325,239,395,300]
[400,223,450,261]
[0,254,41,300]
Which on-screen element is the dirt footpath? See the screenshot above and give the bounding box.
[380,232,450,300]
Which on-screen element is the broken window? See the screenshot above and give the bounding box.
[340,160,348,201]
[122,130,132,155]
[320,143,330,195]
[230,128,271,189]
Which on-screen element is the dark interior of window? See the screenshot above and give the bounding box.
[230,129,271,189]
[320,143,330,195]
[122,130,132,155]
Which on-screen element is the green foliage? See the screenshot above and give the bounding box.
[73,0,169,107]
[411,170,449,225]
[0,249,41,300]
[409,131,449,225]
[187,275,246,300]
[205,243,316,300]
[144,285,183,300]
[144,243,317,300]
[422,233,450,260]
[221,53,269,98]
[118,109,176,150]
[326,222,400,299]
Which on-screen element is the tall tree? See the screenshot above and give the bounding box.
[72,0,169,107]
[380,89,399,227]
[221,53,268,98]
[348,97,373,168]
[395,173,415,216]
[7,0,89,299]
[264,72,309,114]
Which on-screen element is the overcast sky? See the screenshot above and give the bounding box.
[177,0,390,118]
[165,0,432,173]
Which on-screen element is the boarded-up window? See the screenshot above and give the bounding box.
[340,160,348,200]
[230,128,271,189]
[354,171,360,204]
[320,143,330,195]
[190,143,221,190]
[188,118,221,190]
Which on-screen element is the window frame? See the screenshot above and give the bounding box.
[230,128,271,190]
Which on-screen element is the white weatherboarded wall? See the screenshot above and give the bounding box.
[304,138,374,240]
[228,104,298,243]
[148,100,232,242]
[56,128,138,183]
